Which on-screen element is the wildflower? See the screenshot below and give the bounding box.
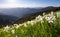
[4,25,10,32]
[48,20,53,23]
[23,23,27,27]
[11,30,15,34]
[30,21,34,26]
[36,15,43,22]
[19,24,23,27]
[45,16,50,21]
[35,19,40,22]
[43,12,45,15]
[40,17,43,21]
[36,15,42,20]
[14,24,18,26]
[51,16,56,21]
[16,25,20,29]
[27,21,31,24]
[31,21,35,23]
[32,20,37,24]
[13,24,20,29]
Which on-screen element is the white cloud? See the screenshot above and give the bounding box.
[0,0,46,8]
[7,0,16,3]
[0,3,47,8]
[0,0,59,8]
[6,0,17,4]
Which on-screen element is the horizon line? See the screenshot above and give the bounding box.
[0,6,59,9]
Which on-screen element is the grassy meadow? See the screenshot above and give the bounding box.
[0,11,60,37]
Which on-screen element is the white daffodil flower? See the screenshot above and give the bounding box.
[4,25,10,32]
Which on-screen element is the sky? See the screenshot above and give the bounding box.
[0,0,60,8]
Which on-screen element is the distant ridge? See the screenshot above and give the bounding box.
[0,6,60,27]
[14,6,60,24]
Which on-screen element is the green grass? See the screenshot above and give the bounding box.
[0,11,60,37]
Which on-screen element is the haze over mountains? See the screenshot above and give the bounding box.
[0,6,60,26]
[0,7,43,17]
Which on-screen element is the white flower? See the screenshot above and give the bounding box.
[27,21,31,24]
[30,21,35,23]
[43,12,45,15]
[16,25,20,29]
[32,20,37,24]
[23,23,27,27]
[35,19,40,22]
[51,16,56,21]
[48,20,53,23]
[19,24,23,27]
[40,17,43,21]
[30,21,34,26]
[11,30,15,34]
[45,16,50,21]
[36,15,42,20]
[14,24,18,26]
[13,24,19,29]
[4,25,10,32]
[36,15,43,22]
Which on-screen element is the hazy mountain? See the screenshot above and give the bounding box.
[0,14,18,26]
[14,6,60,24]
[0,6,60,27]
[0,7,43,18]
[0,6,59,18]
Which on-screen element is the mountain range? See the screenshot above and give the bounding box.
[0,6,60,27]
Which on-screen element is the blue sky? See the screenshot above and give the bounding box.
[0,0,60,8]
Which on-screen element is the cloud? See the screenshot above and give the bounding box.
[5,0,17,4]
[0,3,47,8]
[0,0,59,8]
[7,0,16,2]
[0,0,18,8]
